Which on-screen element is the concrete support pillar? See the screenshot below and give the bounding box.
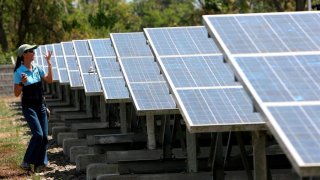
[252,131,267,180]
[119,103,127,133]
[100,95,106,122]
[74,89,80,109]
[86,96,92,117]
[146,114,156,150]
[186,130,197,173]
[65,85,70,104]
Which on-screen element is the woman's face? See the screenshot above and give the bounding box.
[23,49,35,61]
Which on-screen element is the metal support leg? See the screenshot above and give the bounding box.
[213,133,224,180]
[236,132,253,180]
[120,102,127,133]
[146,114,156,150]
[163,115,172,159]
[252,131,267,180]
[224,131,233,168]
[186,130,197,173]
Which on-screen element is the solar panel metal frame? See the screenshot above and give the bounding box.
[72,40,102,96]
[61,41,83,89]
[87,38,130,103]
[144,26,265,133]
[203,11,320,176]
[110,32,179,115]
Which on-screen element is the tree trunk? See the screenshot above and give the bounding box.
[273,0,284,12]
[0,0,8,52]
[296,0,306,11]
[16,0,32,47]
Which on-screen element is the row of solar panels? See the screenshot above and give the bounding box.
[34,11,320,176]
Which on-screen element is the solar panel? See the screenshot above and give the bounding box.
[144,26,264,132]
[110,32,177,114]
[61,42,83,88]
[73,40,102,95]
[53,43,69,84]
[34,47,41,67]
[44,44,59,82]
[87,39,129,101]
[203,11,320,176]
[204,12,320,55]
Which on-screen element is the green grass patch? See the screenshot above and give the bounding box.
[0,100,27,167]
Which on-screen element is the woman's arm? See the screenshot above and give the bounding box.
[42,51,53,83]
[13,73,27,97]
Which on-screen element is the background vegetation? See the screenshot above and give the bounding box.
[0,0,314,64]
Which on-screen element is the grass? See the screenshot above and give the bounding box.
[0,99,32,179]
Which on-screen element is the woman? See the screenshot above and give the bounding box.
[13,44,53,172]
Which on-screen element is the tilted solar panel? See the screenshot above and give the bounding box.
[144,26,264,132]
[61,42,83,88]
[53,43,69,84]
[203,11,320,176]
[88,39,129,102]
[110,32,178,114]
[73,40,102,95]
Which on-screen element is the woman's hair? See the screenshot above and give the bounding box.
[14,56,24,72]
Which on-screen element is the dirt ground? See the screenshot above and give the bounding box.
[0,96,86,180]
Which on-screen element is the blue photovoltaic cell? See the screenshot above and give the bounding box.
[235,55,320,102]
[53,44,63,56]
[205,12,320,54]
[59,69,69,83]
[101,78,129,99]
[179,88,261,126]
[121,57,164,82]
[268,105,320,163]
[145,27,220,56]
[55,57,67,68]
[82,73,101,94]
[78,56,94,73]
[62,42,74,56]
[111,33,153,57]
[65,56,78,70]
[89,39,116,57]
[95,58,122,77]
[88,39,129,100]
[73,40,91,56]
[161,56,238,88]
[130,83,176,110]
[111,32,177,113]
[69,71,82,87]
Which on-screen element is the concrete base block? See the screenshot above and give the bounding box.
[70,122,109,131]
[57,132,78,146]
[76,154,107,172]
[48,122,64,135]
[60,112,89,121]
[62,138,87,157]
[69,146,94,163]
[96,170,299,180]
[96,172,212,180]
[52,126,70,142]
[86,163,118,180]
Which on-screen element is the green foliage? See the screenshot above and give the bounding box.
[0,0,303,62]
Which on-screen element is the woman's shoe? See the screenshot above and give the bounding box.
[20,162,31,171]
